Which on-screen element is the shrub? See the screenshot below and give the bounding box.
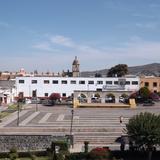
[9,147,18,160]
[88,147,113,160]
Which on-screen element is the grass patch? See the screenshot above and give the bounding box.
[0,104,22,120]
[0,111,10,119]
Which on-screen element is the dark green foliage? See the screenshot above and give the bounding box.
[47,141,69,160]
[65,152,87,160]
[28,152,37,160]
[8,147,18,160]
[107,93,115,98]
[107,64,128,77]
[95,73,102,77]
[121,93,129,98]
[87,147,114,160]
[139,87,151,99]
[126,112,160,150]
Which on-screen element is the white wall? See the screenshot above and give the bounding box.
[15,77,140,98]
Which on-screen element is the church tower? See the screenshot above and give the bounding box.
[72,56,80,77]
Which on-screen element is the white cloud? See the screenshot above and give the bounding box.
[50,35,75,47]
[135,22,158,30]
[132,13,155,19]
[32,42,52,51]
[30,34,160,71]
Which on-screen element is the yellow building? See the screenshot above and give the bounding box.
[140,76,160,93]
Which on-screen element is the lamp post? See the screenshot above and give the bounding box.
[70,109,74,135]
[35,89,38,112]
[70,109,74,148]
[17,101,20,126]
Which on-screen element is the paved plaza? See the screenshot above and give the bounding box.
[0,103,160,151]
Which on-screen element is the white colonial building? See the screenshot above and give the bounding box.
[15,76,140,99]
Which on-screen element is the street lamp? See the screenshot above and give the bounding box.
[17,100,20,126]
[70,109,74,135]
[35,89,38,112]
[70,109,74,148]
[17,92,23,126]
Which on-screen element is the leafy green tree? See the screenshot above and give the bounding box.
[107,64,128,77]
[95,73,102,77]
[126,112,160,160]
[9,147,18,160]
[139,87,151,99]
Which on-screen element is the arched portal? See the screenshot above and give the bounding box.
[78,93,87,103]
[105,93,115,103]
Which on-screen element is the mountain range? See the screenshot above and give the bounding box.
[81,63,160,77]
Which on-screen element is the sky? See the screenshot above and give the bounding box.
[0,0,160,73]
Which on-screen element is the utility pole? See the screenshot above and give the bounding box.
[70,109,74,148]
[35,89,38,112]
[70,109,74,135]
[17,101,20,126]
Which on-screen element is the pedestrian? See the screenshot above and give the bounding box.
[119,116,124,124]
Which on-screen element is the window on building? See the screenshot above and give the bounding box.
[19,80,25,84]
[132,81,138,85]
[88,81,94,84]
[97,81,103,85]
[79,80,85,84]
[61,80,67,84]
[52,80,58,84]
[44,93,48,97]
[114,81,118,85]
[32,80,37,84]
[145,82,149,87]
[106,81,112,85]
[32,90,37,97]
[125,81,130,85]
[44,80,50,84]
[62,93,66,97]
[70,80,76,84]
[153,82,157,87]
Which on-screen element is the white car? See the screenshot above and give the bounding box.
[25,99,31,104]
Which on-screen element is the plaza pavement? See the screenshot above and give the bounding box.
[0,103,160,152]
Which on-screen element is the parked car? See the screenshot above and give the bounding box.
[119,96,129,104]
[119,96,125,103]
[31,97,41,104]
[105,97,115,103]
[143,99,155,106]
[149,93,160,102]
[25,98,31,104]
[42,99,55,106]
[91,97,101,103]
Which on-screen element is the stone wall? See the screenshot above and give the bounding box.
[0,134,66,152]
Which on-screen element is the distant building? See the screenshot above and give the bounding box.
[15,76,139,98]
[140,76,160,93]
[0,80,16,105]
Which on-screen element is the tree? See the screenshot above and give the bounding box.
[95,73,102,77]
[139,87,150,100]
[49,93,61,101]
[126,112,160,160]
[107,64,128,77]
